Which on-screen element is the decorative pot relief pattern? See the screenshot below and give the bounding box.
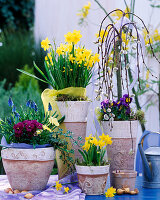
[77,174,108,195]
[107,138,136,172]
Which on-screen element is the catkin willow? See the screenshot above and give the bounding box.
[96,9,160,101]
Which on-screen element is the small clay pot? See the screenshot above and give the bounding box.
[75,164,109,195]
[112,170,137,190]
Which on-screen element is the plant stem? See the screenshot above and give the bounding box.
[93,0,114,23]
[115,41,122,99]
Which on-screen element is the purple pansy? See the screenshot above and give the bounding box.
[13,122,24,137]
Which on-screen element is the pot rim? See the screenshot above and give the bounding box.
[112,170,137,178]
[1,147,55,161]
[75,164,110,175]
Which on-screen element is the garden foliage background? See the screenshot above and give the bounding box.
[0,0,159,173]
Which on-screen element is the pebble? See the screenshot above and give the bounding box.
[24,193,34,199]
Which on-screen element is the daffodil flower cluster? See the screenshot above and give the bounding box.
[40,30,99,90]
[78,133,112,166]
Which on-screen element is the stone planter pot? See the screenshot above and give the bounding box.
[75,164,109,195]
[2,147,54,191]
[101,120,138,186]
[112,170,137,190]
[57,101,90,159]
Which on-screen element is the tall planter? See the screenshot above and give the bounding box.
[57,101,90,159]
[2,147,54,191]
[101,120,138,186]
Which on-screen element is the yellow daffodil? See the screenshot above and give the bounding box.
[56,47,63,56]
[41,37,50,51]
[49,117,59,126]
[104,135,112,145]
[55,181,62,191]
[105,187,116,198]
[69,54,75,63]
[98,139,105,149]
[64,187,69,193]
[45,52,53,66]
[75,52,85,64]
[43,125,52,132]
[143,29,153,45]
[82,141,91,151]
[85,134,92,141]
[93,53,100,63]
[146,83,149,88]
[83,49,92,59]
[83,2,91,10]
[90,137,98,146]
[76,47,84,54]
[99,133,106,141]
[64,30,82,44]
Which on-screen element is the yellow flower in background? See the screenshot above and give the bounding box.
[77,1,91,19]
[111,7,130,20]
[146,70,149,80]
[49,117,59,126]
[64,187,69,193]
[143,29,153,45]
[82,141,91,151]
[41,37,50,51]
[146,83,149,88]
[95,29,108,43]
[55,181,62,191]
[43,125,52,132]
[83,1,91,10]
[105,187,116,198]
[76,47,84,54]
[153,29,160,42]
[122,32,129,48]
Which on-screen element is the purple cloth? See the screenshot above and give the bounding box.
[1,137,51,149]
[0,174,85,200]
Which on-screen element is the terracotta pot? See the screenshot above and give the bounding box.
[75,164,109,195]
[57,101,90,159]
[101,120,138,186]
[112,170,137,190]
[2,147,54,191]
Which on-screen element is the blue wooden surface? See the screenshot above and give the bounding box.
[86,176,160,200]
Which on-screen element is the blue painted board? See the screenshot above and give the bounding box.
[86,176,160,200]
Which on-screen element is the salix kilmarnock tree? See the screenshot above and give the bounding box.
[96,9,160,101]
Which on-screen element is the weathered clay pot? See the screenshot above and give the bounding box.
[75,164,109,195]
[112,170,137,190]
[101,120,138,186]
[57,101,90,159]
[2,147,54,191]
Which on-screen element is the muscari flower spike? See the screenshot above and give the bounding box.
[8,97,13,107]
[26,100,31,107]
[12,105,16,113]
[48,103,52,111]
